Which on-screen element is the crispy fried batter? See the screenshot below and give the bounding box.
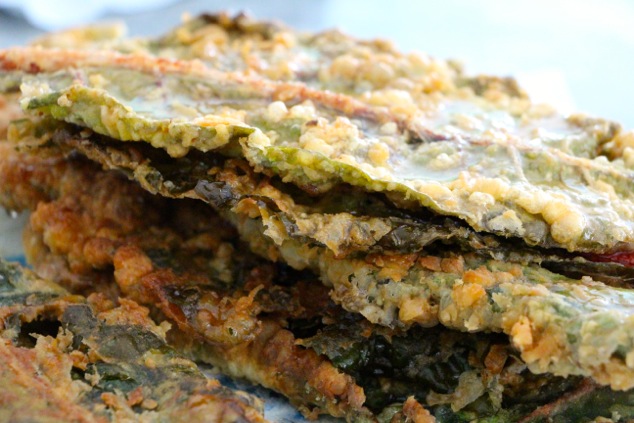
[0,136,107,213]
[0,93,21,138]
[4,147,374,420]
[11,140,634,422]
[0,259,266,422]
[4,13,634,422]
[3,38,628,253]
[27,123,634,392]
[180,320,368,421]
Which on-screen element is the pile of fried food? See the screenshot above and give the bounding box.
[2,12,634,422]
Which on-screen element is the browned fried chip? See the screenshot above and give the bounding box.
[0,259,266,423]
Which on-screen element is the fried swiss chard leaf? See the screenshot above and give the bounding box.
[16,125,634,392]
[36,121,494,259]
[147,13,504,107]
[10,185,634,423]
[29,12,463,94]
[6,149,634,423]
[0,143,374,421]
[34,121,634,287]
[2,47,631,253]
[0,259,266,423]
[8,132,629,421]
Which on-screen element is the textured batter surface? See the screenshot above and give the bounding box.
[0,259,266,423]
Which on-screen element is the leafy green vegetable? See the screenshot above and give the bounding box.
[27,122,634,391]
[7,51,630,253]
[301,314,634,422]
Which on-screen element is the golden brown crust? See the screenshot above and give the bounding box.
[400,397,436,423]
[112,243,264,346]
[0,260,267,423]
[0,46,414,133]
[0,337,108,423]
[186,320,368,420]
[4,146,373,419]
[27,168,163,273]
[0,93,22,139]
[0,46,209,77]
[0,142,68,212]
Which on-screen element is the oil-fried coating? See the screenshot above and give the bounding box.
[8,142,634,422]
[0,136,371,418]
[1,144,373,420]
[28,223,373,420]
[149,13,461,91]
[29,123,634,392]
[0,259,266,422]
[3,14,634,420]
[20,212,634,422]
[2,44,628,253]
[0,93,21,137]
[36,123,634,286]
[300,316,634,423]
[0,12,462,93]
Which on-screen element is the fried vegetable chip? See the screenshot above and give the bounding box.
[3,12,634,423]
[13,120,634,391]
[0,259,266,422]
[1,45,631,253]
[5,146,634,422]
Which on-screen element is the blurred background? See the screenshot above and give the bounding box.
[0,0,633,129]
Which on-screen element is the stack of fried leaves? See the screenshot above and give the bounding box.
[3,13,634,422]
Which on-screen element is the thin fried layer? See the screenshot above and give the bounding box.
[95,13,628,168]
[11,149,634,423]
[0,259,266,422]
[301,316,634,423]
[1,145,373,420]
[148,13,461,92]
[93,236,372,420]
[43,122,634,287]
[38,122,490,258]
[235,214,634,392]
[2,40,631,252]
[25,221,376,421]
[23,123,634,391]
[0,135,373,419]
